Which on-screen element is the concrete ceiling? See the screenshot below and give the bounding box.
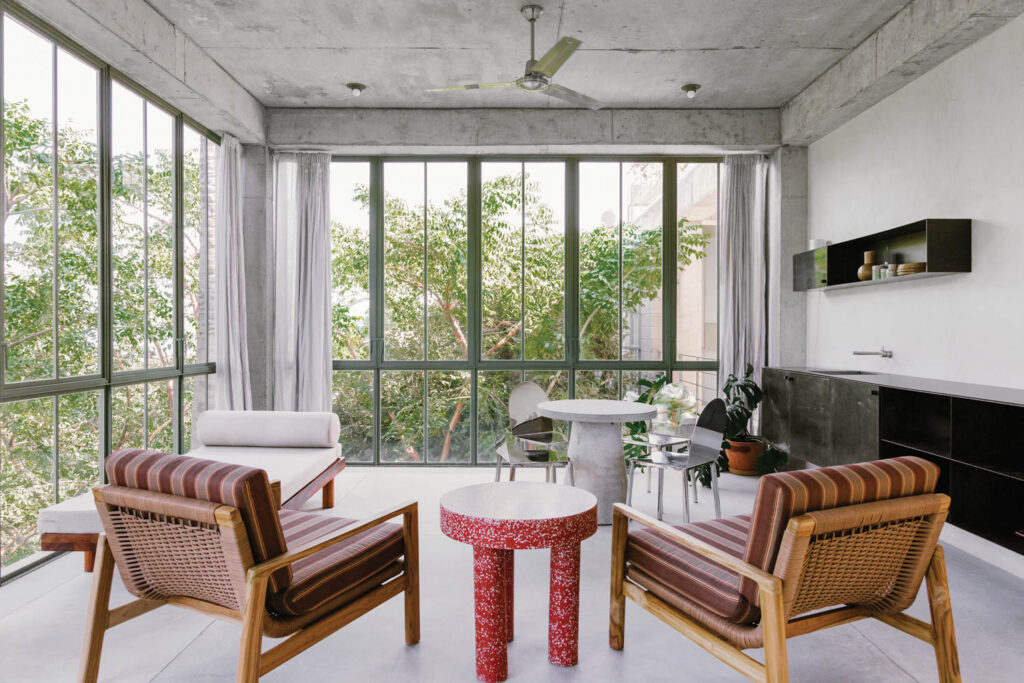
[146,0,911,109]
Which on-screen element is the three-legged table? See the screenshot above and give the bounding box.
[440,482,598,682]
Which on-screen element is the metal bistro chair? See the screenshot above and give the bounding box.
[626,398,727,522]
[494,381,574,485]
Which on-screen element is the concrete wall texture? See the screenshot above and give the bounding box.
[805,13,1024,387]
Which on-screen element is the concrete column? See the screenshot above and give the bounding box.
[766,146,807,368]
[241,144,273,409]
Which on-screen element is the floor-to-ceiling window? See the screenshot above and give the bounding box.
[0,7,217,579]
[331,158,720,465]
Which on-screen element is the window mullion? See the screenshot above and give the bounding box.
[51,43,59,381]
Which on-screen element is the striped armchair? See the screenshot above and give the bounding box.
[80,449,419,683]
[610,456,960,683]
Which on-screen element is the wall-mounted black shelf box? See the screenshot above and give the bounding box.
[793,219,971,292]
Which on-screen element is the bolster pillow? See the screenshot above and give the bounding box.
[197,410,341,448]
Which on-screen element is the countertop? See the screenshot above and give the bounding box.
[771,367,1024,407]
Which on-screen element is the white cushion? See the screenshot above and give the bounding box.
[197,410,341,448]
[187,445,339,503]
[37,444,341,535]
[38,493,103,535]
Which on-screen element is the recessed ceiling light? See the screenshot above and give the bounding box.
[681,83,701,99]
[347,82,367,97]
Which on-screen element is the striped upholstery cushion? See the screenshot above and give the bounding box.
[269,509,404,617]
[627,515,756,622]
[105,448,291,593]
[740,456,939,606]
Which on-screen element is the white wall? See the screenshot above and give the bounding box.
[805,13,1024,388]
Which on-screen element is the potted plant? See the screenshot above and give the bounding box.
[721,363,788,476]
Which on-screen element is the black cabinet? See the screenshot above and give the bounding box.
[831,381,879,466]
[761,369,879,467]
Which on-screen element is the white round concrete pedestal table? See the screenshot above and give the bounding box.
[536,399,657,525]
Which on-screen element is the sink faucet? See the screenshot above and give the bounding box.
[853,347,893,359]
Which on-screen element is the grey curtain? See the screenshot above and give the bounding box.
[215,134,253,410]
[719,155,769,387]
[272,152,333,412]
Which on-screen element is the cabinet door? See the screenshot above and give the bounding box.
[761,369,791,451]
[789,373,832,465]
[831,380,879,465]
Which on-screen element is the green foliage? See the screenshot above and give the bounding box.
[2,97,211,567]
[622,374,670,462]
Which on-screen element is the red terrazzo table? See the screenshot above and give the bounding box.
[440,482,598,682]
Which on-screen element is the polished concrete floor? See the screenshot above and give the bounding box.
[2,465,1023,682]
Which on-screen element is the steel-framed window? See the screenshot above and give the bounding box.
[331,156,720,466]
[0,2,217,581]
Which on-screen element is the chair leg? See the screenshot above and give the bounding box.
[681,469,691,523]
[494,457,503,482]
[509,464,516,481]
[78,535,114,683]
[926,546,961,683]
[609,507,628,651]
[321,478,335,509]
[656,469,665,521]
[710,466,722,519]
[567,461,575,487]
[404,504,421,645]
[692,473,699,504]
[237,576,268,683]
[551,466,557,484]
[646,466,652,493]
[760,585,790,683]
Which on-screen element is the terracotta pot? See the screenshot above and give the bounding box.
[725,439,765,476]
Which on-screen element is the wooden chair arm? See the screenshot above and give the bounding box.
[249,501,418,580]
[613,503,781,595]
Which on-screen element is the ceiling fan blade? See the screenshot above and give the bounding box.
[533,37,581,77]
[543,83,604,110]
[425,82,514,92]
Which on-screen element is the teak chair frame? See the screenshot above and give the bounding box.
[609,499,960,683]
[79,487,419,683]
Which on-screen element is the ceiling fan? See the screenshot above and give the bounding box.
[426,4,604,110]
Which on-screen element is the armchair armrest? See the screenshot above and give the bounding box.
[612,503,781,595]
[249,501,418,580]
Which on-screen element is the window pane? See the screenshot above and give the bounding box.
[1,396,54,568]
[332,371,373,463]
[481,162,523,360]
[330,162,371,360]
[524,162,565,360]
[476,370,521,464]
[111,82,146,372]
[426,371,470,463]
[383,163,425,361]
[147,379,175,452]
[146,103,175,369]
[58,390,101,502]
[110,383,145,452]
[426,162,468,361]
[578,162,620,360]
[575,370,619,400]
[676,163,718,363]
[380,370,423,463]
[527,369,569,401]
[56,49,101,377]
[2,17,55,381]
[183,128,217,366]
[183,373,215,452]
[622,163,663,361]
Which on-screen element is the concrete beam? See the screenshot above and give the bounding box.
[766,146,807,369]
[782,0,1024,145]
[16,0,265,142]
[267,108,780,153]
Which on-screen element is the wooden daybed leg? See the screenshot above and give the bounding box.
[322,478,335,509]
[926,546,961,683]
[403,504,421,645]
[79,536,114,683]
[608,506,628,651]
[83,545,96,572]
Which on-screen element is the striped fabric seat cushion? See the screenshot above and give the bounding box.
[627,514,756,622]
[740,456,940,606]
[269,509,404,617]
[105,448,291,593]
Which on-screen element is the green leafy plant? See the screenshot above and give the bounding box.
[623,374,670,463]
[722,363,763,442]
